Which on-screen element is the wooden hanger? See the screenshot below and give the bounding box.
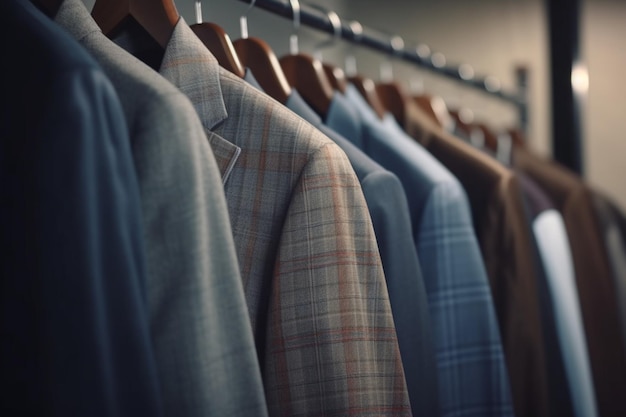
[323,63,347,94]
[232,0,291,102]
[348,75,386,120]
[507,127,527,148]
[341,20,385,120]
[449,108,498,151]
[374,35,410,127]
[233,37,291,103]
[473,122,498,152]
[413,94,440,127]
[190,1,244,78]
[342,19,385,119]
[279,0,333,117]
[280,53,334,117]
[191,22,244,78]
[91,0,179,49]
[34,0,63,17]
[449,108,473,138]
[413,94,455,131]
[312,7,347,94]
[376,82,409,128]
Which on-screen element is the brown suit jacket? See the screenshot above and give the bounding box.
[514,147,626,417]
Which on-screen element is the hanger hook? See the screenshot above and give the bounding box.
[380,34,404,82]
[195,0,202,24]
[194,1,203,25]
[344,20,362,77]
[309,6,342,61]
[289,0,301,55]
[240,0,257,39]
[390,35,405,57]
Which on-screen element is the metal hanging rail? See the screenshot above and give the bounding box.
[235,0,528,126]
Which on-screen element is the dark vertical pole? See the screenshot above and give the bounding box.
[546,0,585,174]
[516,66,529,138]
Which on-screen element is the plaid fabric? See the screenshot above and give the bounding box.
[289,90,440,417]
[403,102,552,417]
[416,178,514,417]
[159,19,412,417]
[345,86,514,417]
[383,116,514,417]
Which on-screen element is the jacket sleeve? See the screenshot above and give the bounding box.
[265,142,412,416]
[1,67,161,416]
[360,169,440,417]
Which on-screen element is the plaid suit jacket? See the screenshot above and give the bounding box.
[284,89,440,417]
[157,19,411,417]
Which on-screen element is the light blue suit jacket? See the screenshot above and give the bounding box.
[344,84,514,417]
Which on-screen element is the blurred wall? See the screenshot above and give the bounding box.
[583,0,626,208]
[82,0,626,209]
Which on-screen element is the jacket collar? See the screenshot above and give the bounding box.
[159,18,227,131]
[55,0,102,42]
[159,19,240,184]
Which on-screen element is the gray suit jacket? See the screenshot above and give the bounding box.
[135,18,412,417]
[55,2,268,417]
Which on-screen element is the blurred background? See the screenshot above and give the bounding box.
[84,0,626,209]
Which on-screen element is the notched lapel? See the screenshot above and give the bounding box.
[206,131,241,186]
[159,18,228,131]
[158,18,240,185]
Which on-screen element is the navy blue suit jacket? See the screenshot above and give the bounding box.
[0,1,161,415]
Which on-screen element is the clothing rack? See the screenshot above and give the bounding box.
[235,0,529,133]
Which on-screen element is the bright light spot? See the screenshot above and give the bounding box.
[344,56,357,77]
[363,79,375,91]
[432,52,446,68]
[459,108,474,124]
[391,36,405,53]
[432,96,454,131]
[416,44,431,59]
[410,78,424,94]
[571,62,589,94]
[459,64,475,80]
[380,61,394,82]
[485,76,501,92]
[349,21,363,38]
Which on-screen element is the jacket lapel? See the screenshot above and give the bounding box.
[159,18,240,185]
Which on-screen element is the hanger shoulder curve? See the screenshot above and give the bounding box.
[413,94,440,127]
[34,0,63,17]
[348,75,386,120]
[323,63,347,94]
[191,22,245,78]
[413,94,456,132]
[233,36,291,103]
[280,53,333,117]
[91,0,179,48]
[376,82,408,128]
[475,122,499,152]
